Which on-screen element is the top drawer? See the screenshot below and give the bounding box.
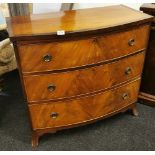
[18,25,149,73]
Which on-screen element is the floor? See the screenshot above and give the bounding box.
[0,70,155,151]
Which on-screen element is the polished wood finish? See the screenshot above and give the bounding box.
[29,79,140,130]
[31,102,137,147]
[139,92,155,106]
[6,5,152,41]
[140,4,155,15]
[18,25,149,73]
[6,5,152,147]
[24,52,145,103]
[139,4,155,106]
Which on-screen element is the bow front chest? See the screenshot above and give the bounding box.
[6,5,153,147]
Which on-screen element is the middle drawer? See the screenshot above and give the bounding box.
[23,52,144,103]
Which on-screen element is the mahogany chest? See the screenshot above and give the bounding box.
[6,5,152,147]
[139,4,155,106]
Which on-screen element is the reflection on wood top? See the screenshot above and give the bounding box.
[6,5,152,40]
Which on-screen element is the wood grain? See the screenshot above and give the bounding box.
[23,52,145,103]
[6,5,152,147]
[18,25,149,73]
[29,79,140,130]
[6,5,153,41]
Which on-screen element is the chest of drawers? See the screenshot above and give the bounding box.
[6,5,152,147]
[139,4,155,106]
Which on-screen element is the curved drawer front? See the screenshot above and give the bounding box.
[24,52,144,102]
[19,25,149,73]
[29,79,140,129]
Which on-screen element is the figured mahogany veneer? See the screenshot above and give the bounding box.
[24,52,145,103]
[29,79,140,130]
[6,5,152,147]
[19,25,148,73]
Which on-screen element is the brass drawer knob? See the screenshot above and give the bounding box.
[128,39,135,46]
[47,84,56,92]
[43,54,52,62]
[92,37,98,43]
[125,67,132,75]
[122,93,129,100]
[50,112,58,119]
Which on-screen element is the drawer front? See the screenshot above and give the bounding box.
[29,79,140,129]
[19,25,149,73]
[24,52,144,102]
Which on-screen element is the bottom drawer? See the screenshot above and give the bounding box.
[29,79,140,130]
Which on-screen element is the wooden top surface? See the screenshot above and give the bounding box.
[6,5,153,41]
[140,3,155,12]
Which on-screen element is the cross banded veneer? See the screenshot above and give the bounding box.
[6,5,153,147]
